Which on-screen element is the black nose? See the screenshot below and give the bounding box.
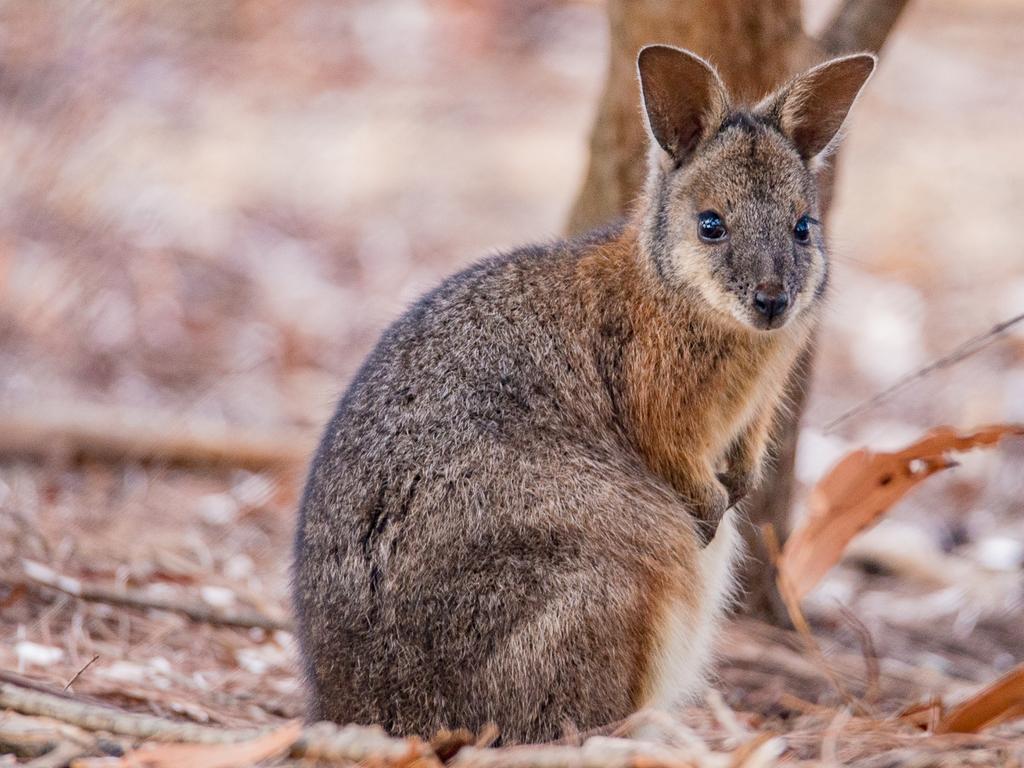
[753,285,790,322]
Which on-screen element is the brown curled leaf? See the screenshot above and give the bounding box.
[935,663,1024,734]
[778,423,1024,602]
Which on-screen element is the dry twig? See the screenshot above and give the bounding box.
[824,311,1024,433]
[836,605,881,706]
[64,655,101,692]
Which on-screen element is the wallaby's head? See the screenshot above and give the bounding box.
[636,45,875,331]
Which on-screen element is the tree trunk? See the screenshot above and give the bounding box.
[567,0,910,622]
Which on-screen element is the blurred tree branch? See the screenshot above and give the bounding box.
[821,0,914,55]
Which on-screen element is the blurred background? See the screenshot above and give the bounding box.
[0,0,1022,736]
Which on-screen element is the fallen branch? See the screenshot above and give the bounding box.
[0,680,259,744]
[19,560,293,634]
[76,722,303,768]
[823,310,1024,433]
[0,678,441,765]
[0,712,91,759]
[0,676,790,768]
[0,401,313,470]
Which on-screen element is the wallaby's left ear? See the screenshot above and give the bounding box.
[758,53,876,163]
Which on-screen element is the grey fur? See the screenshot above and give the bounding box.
[292,45,874,745]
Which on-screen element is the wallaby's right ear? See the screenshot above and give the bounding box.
[637,46,729,164]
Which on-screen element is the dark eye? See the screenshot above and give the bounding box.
[698,211,727,242]
[794,214,812,243]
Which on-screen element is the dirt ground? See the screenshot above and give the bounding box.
[1,0,1022,765]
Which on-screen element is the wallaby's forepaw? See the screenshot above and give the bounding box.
[716,469,753,509]
[690,481,729,548]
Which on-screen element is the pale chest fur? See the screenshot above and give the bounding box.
[641,511,741,709]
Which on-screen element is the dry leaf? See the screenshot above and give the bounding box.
[935,663,1024,734]
[100,721,301,768]
[778,424,1024,601]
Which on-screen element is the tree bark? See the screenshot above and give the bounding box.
[567,0,910,622]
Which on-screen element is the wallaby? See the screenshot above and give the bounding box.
[293,45,875,744]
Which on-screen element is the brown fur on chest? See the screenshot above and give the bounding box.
[576,226,806,489]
